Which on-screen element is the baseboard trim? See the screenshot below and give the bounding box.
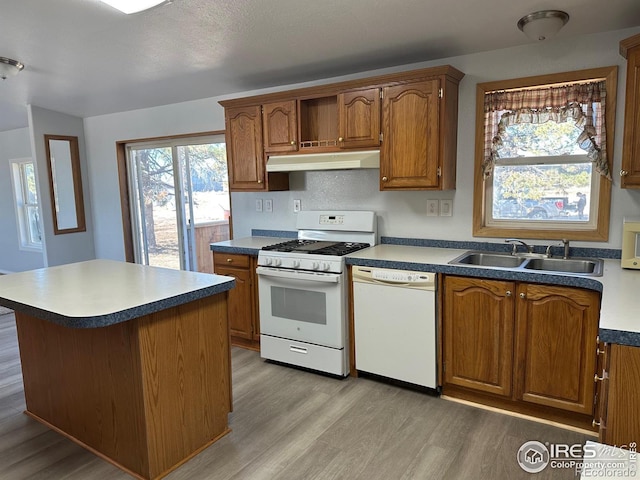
[441,395,598,437]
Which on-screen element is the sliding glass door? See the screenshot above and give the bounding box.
[127,135,229,271]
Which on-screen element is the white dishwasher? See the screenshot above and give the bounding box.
[352,266,437,389]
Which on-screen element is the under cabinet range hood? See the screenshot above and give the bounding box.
[266,150,380,172]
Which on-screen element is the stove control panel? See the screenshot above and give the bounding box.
[257,252,343,273]
[319,214,344,225]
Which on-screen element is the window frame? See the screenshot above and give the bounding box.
[11,158,43,252]
[473,66,617,242]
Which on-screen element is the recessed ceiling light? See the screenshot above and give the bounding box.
[99,0,171,14]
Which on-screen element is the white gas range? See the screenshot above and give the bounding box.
[256,211,377,377]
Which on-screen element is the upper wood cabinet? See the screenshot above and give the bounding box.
[620,33,640,188]
[381,79,440,190]
[219,65,464,192]
[338,88,381,149]
[263,100,298,153]
[224,105,289,192]
[225,105,265,190]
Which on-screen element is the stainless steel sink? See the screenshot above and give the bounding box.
[449,251,527,268]
[449,250,603,276]
[522,257,603,275]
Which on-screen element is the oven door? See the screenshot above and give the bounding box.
[256,266,345,349]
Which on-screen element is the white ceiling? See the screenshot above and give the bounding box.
[1,0,639,132]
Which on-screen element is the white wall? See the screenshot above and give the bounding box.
[0,128,44,273]
[85,27,640,261]
[28,106,95,267]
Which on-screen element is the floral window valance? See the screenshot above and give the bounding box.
[481,80,610,180]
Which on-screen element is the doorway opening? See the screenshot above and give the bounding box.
[125,133,230,272]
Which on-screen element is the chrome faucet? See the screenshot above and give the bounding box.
[545,239,571,259]
[562,239,570,259]
[505,238,533,255]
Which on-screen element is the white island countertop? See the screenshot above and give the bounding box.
[0,259,235,328]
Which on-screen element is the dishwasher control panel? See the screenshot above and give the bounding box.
[372,270,430,283]
[352,266,436,287]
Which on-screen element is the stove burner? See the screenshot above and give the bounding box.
[262,239,370,256]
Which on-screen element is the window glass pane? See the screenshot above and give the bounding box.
[492,163,592,222]
[177,142,229,224]
[26,205,42,244]
[496,117,584,158]
[23,163,38,204]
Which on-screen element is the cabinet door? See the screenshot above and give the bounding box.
[338,88,380,149]
[263,100,298,153]
[225,105,266,191]
[514,284,599,415]
[443,276,515,397]
[621,45,640,188]
[605,344,640,446]
[380,79,440,190]
[213,258,254,340]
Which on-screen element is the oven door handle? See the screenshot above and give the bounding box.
[256,266,341,283]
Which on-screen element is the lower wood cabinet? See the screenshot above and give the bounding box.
[598,343,640,446]
[213,252,260,350]
[443,276,601,429]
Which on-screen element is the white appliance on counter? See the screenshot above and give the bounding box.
[352,266,437,389]
[257,211,377,377]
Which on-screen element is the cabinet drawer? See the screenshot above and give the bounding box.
[213,252,251,269]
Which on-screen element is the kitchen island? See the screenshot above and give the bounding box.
[0,259,235,480]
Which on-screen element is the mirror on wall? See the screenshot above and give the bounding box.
[44,135,86,234]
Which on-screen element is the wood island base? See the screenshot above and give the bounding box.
[14,293,231,480]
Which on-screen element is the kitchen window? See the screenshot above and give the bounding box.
[11,159,42,251]
[473,67,617,241]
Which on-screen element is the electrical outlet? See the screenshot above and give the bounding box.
[293,199,301,213]
[255,199,263,212]
[440,199,453,217]
[427,199,439,217]
[264,199,273,212]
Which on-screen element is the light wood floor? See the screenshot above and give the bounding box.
[0,311,591,480]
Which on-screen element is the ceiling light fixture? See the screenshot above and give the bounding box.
[0,57,24,80]
[517,10,570,42]
[99,0,171,14]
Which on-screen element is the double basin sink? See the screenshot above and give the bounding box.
[448,250,604,277]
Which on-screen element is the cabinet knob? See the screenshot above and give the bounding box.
[290,140,296,145]
[382,176,388,182]
[338,137,344,142]
[257,179,262,184]
[505,290,512,297]
[519,292,526,299]
[594,373,605,382]
[592,419,601,428]
[226,258,233,263]
[620,170,629,176]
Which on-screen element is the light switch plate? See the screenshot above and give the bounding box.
[293,199,301,213]
[427,199,439,217]
[440,199,453,217]
[255,199,263,212]
[264,199,273,212]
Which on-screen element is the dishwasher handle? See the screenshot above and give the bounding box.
[352,266,436,289]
